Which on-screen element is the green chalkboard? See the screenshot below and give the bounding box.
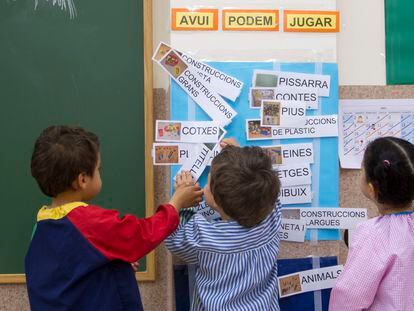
[0,0,153,281]
[385,0,414,84]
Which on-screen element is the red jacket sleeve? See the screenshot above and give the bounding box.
[67,204,179,262]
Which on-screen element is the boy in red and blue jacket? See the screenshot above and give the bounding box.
[26,125,203,311]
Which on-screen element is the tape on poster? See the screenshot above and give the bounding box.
[278,265,344,298]
[153,42,243,102]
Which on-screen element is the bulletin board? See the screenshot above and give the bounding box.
[170,61,340,241]
[0,0,155,282]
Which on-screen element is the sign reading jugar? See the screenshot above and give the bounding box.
[284,10,340,33]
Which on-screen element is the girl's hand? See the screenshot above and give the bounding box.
[220,138,240,148]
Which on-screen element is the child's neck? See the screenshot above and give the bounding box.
[213,205,232,221]
[50,191,85,209]
[377,202,414,216]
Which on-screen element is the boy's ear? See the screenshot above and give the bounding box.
[72,173,88,190]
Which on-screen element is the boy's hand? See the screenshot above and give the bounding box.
[174,171,195,190]
[131,261,140,272]
[220,138,240,148]
[169,183,203,210]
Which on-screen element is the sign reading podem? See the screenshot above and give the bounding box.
[172,8,219,31]
[284,10,339,33]
[222,9,279,31]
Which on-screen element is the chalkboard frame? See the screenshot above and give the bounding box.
[0,0,155,284]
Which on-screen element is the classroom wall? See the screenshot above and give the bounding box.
[0,2,404,310]
[337,0,386,85]
[153,0,386,88]
[2,84,414,310]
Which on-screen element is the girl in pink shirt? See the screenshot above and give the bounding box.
[330,137,414,311]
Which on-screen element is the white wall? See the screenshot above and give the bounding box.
[337,0,386,85]
[153,1,386,88]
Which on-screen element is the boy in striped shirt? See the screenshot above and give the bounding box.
[166,141,282,310]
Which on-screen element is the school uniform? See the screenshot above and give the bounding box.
[329,211,414,310]
[26,202,178,311]
[165,201,282,311]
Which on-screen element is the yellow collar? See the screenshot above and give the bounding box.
[37,202,87,221]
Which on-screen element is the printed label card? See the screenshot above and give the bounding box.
[274,86,319,110]
[207,145,222,166]
[246,120,273,140]
[152,143,193,165]
[250,87,319,109]
[279,185,313,205]
[171,8,219,31]
[260,100,306,127]
[179,53,243,102]
[174,143,214,181]
[253,70,330,97]
[153,42,243,101]
[246,115,338,140]
[196,201,221,222]
[262,143,314,166]
[284,207,368,229]
[152,42,172,62]
[275,163,312,187]
[156,120,220,143]
[154,47,237,126]
[279,218,307,242]
[249,87,276,108]
[283,10,340,33]
[278,265,344,298]
[252,70,279,88]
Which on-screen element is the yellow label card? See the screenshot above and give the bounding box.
[284,10,339,32]
[222,9,279,31]
[171,8,218,31]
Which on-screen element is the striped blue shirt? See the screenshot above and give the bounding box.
[165,201,282,311]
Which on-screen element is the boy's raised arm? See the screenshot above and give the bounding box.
[66,183,203,263]
[67,204,179,263]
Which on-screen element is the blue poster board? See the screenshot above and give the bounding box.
[277,256,338,311]
[170,61,339,240]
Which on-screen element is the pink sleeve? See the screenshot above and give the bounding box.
[329,222,388,311]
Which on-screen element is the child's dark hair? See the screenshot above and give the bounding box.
[363,137,414,206]
[31,126,100,197]
[210,146,280,227]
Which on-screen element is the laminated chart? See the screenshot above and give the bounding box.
[339,99,414,169]
[170,61,340,241]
